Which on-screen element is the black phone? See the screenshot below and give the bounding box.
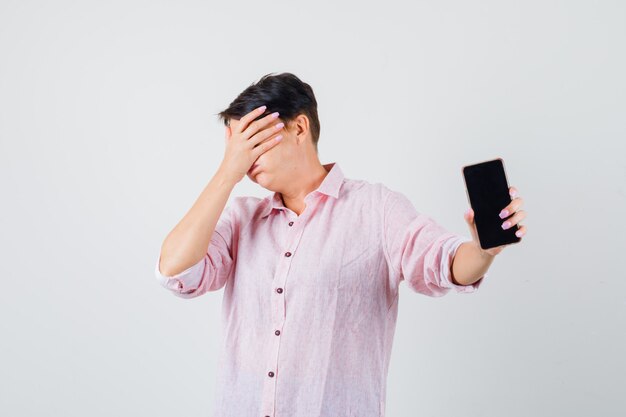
[462,158,520,250]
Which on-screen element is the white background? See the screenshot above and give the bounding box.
[1,0,624,416]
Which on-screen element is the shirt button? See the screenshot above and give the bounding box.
[288,221,294,226]
[275,330,280,336]
[268,371,274,377]
[276,288,283,293]
[284,251,291,257]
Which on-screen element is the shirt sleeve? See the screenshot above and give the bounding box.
[382,190,486,297]
[154,204,235,298]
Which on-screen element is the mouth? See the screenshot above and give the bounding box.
[248,164,259,174]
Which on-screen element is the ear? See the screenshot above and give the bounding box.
[225,125,232,140]
[294,114,310,145]
[297,114,309,134]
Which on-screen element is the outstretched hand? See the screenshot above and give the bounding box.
[464,186,527,257]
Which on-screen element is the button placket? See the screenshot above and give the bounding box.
[260,211,311,417]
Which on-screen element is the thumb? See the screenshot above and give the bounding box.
[464,208,475,225]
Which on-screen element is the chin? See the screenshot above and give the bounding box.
[256,172,275,188]
[247,171,265,184]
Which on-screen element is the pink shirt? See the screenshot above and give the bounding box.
[154,161,486,417]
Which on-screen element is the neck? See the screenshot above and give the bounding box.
[280,160,329,216]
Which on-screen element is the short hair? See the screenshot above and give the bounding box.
[215,72,321,151]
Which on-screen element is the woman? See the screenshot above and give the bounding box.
[154,72,527,417]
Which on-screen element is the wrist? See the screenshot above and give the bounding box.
[473,241,495,260]
[214,167,240,189]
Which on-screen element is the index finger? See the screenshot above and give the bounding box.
[232,105,267,134]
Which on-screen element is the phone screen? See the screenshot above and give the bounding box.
[462,158,520,249]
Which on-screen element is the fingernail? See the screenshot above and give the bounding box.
[499,209,509,219]
[510,190,517,198]
[501,221,511,230]
[515,230,524,237]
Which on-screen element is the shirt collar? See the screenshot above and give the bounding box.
[260,162,345,218]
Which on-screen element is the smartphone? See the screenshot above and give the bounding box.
[462,158,520,250]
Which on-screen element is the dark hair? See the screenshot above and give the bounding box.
[215,72,321,151]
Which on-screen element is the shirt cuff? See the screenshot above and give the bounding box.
[439,236,486,293]
[154,254,206,295]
